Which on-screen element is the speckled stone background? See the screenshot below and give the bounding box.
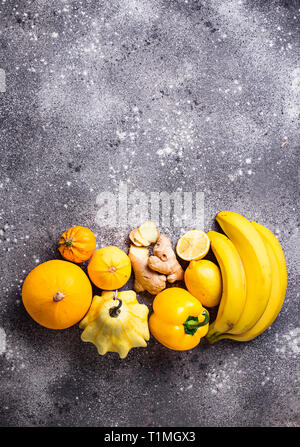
[0,0,299,427]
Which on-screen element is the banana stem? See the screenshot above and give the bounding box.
[206,332,230,344]
[206,334,220,344]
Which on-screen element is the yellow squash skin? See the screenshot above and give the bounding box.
[149,287,209,351]
[79,290,149,359]
[214,222,287,342]
[58,226,96,263]
[216,211,272,335]
[87,246,131,290]
[22,260,93,329]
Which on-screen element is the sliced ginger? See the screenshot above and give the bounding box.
[139,221,159,244]
[129,228,148,247]
[129,221,159,247]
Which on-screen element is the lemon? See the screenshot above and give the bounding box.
[184,259,222,307]
[176,230,210,261]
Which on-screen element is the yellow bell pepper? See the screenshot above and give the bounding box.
[79,290,149,359]
[149,287,209,351]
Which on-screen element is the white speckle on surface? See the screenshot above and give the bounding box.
[275,328,300,356]
[207,363,232,395]
[157,146,174,156]
[116,131,126,140]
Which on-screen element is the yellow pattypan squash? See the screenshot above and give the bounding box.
[79,290,150,359]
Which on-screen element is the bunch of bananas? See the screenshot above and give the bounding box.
[206,211,287,343]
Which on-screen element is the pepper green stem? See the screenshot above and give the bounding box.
[183,310,209,335]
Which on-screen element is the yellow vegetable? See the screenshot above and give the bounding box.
[58,226,96,263]
[87,246,131,290]
[149,287,209,351]
[22,260,92,329]
[79,290,150,358]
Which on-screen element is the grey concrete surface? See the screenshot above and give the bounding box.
[0,0,299,427]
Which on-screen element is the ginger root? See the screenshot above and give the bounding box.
[129,221,159,247]
[129,245,166,295]
[148,234,184,283]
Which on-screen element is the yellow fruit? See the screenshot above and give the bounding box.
[176,230,210,261]
[205,231,246,342]
[213,222,287,342]
[216,211,272,335]
[87,246,131,290]
[22,260,93,329]
[184,259,222,307]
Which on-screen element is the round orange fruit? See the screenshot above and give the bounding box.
[22,259,93,329]
[87,246,131,290]
[58,226,96,263]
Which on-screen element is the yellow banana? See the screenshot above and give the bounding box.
[206,231,246,343]
[214,222,287,342]
[215,211,272,335]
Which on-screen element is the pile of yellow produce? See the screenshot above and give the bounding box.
[21,212,287,359]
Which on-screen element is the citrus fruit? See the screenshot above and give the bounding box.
[176,230,210,261]
[184,259,222,307]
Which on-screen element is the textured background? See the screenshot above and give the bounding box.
[0,0,299,427]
